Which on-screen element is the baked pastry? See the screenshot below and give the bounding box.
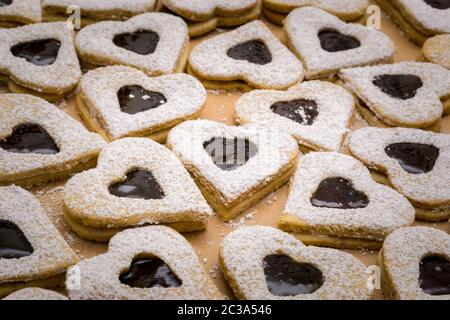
[63,138,213,242]
[3,288,68,300]
[262,0,369,25]
[0,0,41,28]
[421,34,450,70]
[0,94,105,187]
[67,226,223,300]
[76,66,206,142]
[348,127,450,222]
[380,226,450,300]
[220,226,371,299]
[75,13,189,76]
[167,120,299,221]
[0,186,78,298]
[284,7,394,80]
[340,62,450,130]
[188,20,303,91]
[376,0,450,45]
[235,80,355,152]
[160,0,262,37]
[0,22,82,102]
[43,0,157,27]
[279,152,415,249]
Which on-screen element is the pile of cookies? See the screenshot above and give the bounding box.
[0,0,449,300]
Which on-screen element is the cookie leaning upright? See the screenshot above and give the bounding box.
[67,226,223,300]
[0,0,41,28]
[0,22,81,102]
[43,0,158,26]
[75,13,189,76]
[0,94,106,187]
[340,62,450,130]
[188,20,304,91]
[376,0,450,45]
[284,7,394,80]
[422,34,450,70]
[379,226,450,300]
[348,127,450,222]
[76,66,207,142]
[161,0,262,37]
[0,186,78,298]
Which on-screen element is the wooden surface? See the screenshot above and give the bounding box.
[1,6,449,300]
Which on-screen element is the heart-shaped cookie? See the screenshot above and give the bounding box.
[76,13,189,76]
[235,80,354,152]
[220,226,371,299]
[0,186,78,298]
[67,226,222,300]
[0,22,81,101]
[0,0,41,27]
[77,66,206,142]
[43,0,157,25]
[380,226,450,300]
[0,94,105,187]
[348,127,450,222]
[280,152,415,249]
[2,288,68,300]
[167,120,299,221]
[340,62,450,129]
[63,138,213,242]
[284,7,394,80]
[188,20,303,90]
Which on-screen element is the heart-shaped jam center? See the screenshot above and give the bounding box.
[372,74,423,100]
[271,99,319,125]
[0,123,59,155]
[318,29,360,52]
[120,257,182,288]
[11,39,61,66]
[203,137,257,171]
[113,30,159,55]
[311,177,369,209]
[109,169,165,200]
[424,0,450,9]
[0,220,34,259]
[385,143,439,174]
[227,40,272,65]
[419,255,450,296]
[117,85,167,115]
[263,254,324,296]
[0,0,12,8]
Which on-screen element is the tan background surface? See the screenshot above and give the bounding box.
[1,5,449,300]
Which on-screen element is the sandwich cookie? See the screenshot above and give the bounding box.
[0,0,41,28]
[421,34,450,70]
[3,288,68,300]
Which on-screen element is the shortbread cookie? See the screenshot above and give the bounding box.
[220,226,371,299]
[262,0,369,25]
[188,21,303,90]
[67,226,223,300]
[422,34,450,70]
[380,226,450,300]
[161,0,262,37]
[167,120,299,221]
[348,127,450,222]
[235,81,354,152]
[43,0,157,26]
[376,0,450,45]
[0,0,41,27]
[3,288,68,300]
[0,94,105,187]
[279,152,415,249]
[0,22,81,101]
[284,7,394,80]
[63,138,212,242]
[75,13,189,76]
[0,186,78,298]
[76,66,206,142]
[340,62,450,130]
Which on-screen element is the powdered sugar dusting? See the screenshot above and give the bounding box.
[0,0,41,24]
[3,288,68,300]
